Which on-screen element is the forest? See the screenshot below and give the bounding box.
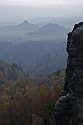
[0,0,83,124]
[0,21,67,125]
[0,59,65,125]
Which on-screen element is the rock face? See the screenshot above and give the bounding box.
[55,22,83,125]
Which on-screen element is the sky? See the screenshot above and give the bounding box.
[0,0,83,6]
[0,0,83,22]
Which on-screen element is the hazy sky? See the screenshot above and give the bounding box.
[0,0,83,22]
[0,0,83,6]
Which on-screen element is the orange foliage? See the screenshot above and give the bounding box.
[0,76,62,124]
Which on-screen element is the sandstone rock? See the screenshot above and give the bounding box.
[55,23,83,125]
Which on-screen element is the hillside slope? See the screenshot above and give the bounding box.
[0,20,38,30]
[0,59,27,84]
[28,23,69,36]
[0,41,67,75]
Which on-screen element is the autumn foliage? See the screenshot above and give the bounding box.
[0,69,65,125]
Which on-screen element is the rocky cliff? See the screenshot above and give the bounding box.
[55,22,83,125]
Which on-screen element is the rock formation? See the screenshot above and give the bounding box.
[55,22,83,125]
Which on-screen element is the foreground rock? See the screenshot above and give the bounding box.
[55,22,83,125]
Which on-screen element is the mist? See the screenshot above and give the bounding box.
[0,4,83,22]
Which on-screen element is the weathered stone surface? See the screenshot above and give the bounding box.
[55,22,83,125]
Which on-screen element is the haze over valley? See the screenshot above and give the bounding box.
[0,0,83,124]
[0,0,83,81]
[0,16,83,75]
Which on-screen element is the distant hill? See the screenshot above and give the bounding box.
[28,23,69,36]
[30,49,67,75]
[0,59,27,84]
[0,22,69,42]
[0,23,68,75]
[30,16,83,28]
[0,20,38,30]
[0,41,67,75]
